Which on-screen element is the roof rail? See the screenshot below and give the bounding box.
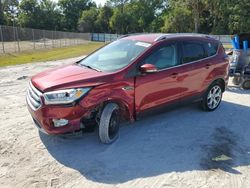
[154,34,170,42]
[154,33,215,42]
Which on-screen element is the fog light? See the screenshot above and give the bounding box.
[53,119,69,127]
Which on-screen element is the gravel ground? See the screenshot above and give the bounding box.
[0,57,250,188]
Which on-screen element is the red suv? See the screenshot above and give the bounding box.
[27,34,229,144]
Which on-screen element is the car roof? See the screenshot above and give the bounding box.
[122,33,218,43]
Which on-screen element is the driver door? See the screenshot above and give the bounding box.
[135,42,183,113]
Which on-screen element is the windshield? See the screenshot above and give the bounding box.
[79,40,151,72]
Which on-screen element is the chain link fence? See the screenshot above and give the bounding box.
[212,35,233,48]
[0,25,91,53]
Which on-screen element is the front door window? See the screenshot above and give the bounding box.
[144,43,178,70]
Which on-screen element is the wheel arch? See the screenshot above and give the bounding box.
[99,99,134,122]
[210,78,226,92]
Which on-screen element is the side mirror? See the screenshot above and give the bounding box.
[140,64,158,74]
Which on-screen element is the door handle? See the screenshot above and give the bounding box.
[171,73,179,78]
[206,63,212,69]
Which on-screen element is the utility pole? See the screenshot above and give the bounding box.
[0,25,5,53]
[9,6,19,52]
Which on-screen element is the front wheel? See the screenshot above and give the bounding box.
[202,83,223,111]
[99,103,120,144]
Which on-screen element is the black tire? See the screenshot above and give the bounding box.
[202,82,223,111]
[232,76,242,86]
[99,103,120,144]
[242,80,250,90]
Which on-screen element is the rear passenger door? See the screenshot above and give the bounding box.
[178,40,217,100]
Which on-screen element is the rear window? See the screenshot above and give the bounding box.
[182,42,206,64]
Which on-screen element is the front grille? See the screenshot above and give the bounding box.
[27,82,42,110]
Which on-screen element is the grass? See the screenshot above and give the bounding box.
[0,42,105,67]
[223,44,233,49]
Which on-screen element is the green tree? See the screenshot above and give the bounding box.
[18,0,60,30]
[161,6,193,33]
[0,0,5,24]
[164,0,205,33]
[109,7,135,34]
[199,0,250,34]
[108,0,134,33]
[149,15,165,33]
[39,0,61,30]
[108,0,130,13]
[1,0,249,35]
[59,0,95,31]
[228,0,250,34]
[78,7,98,32]
[108,0,165,33]
[95,5,113,33]
[186,0,205,33]
[2,0,19,25]
[201,0,232,34]
[18,0,42,28]
[127,0,165,32]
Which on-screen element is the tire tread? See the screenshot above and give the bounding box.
[99,103,119,144]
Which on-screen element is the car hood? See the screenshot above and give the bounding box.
[31,64,109,92]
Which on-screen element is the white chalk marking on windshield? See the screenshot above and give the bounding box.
[135,42,151,48]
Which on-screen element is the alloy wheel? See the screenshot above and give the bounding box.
[207,85,222,109]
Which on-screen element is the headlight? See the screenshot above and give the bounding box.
[44,88,91,105]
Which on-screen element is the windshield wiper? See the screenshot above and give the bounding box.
[80,64,101,72]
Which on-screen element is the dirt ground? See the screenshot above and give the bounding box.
[0,57,250,188]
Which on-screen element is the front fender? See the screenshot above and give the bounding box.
[79,79,135,122]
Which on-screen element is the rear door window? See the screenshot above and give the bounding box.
[182,42,206,64]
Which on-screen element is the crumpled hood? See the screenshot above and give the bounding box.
[31,64,109,92]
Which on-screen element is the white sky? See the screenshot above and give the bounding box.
[94,0,107,6]
[52,0,107,6]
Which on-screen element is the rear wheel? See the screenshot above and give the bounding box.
[99,103,120,144]
[202,83,223,111]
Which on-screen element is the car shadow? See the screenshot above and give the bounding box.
[40,99,250,184]
[226,85,250,94]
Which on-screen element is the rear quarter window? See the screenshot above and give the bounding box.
[204,42,219,57]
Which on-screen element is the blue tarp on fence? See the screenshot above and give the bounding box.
[91,33,122,42]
